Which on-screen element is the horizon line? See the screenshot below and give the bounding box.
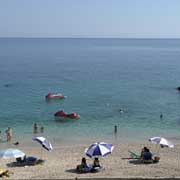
[0,37,180,39]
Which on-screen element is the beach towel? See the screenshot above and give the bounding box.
[91,166,105,173]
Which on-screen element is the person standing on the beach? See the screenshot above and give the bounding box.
[5,127,12,142]
[0,130,1,142]
[33,123,38,134]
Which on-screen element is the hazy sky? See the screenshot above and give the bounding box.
[1,0,180,38]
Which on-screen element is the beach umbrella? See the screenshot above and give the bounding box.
[0,148,25,159]
[85,142,114,158]
[149,137,174,154]
[33,137,53,151]
[149,137,174,148]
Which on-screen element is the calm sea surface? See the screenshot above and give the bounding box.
[0,38,180,145]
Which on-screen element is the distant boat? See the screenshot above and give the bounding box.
[45,93,65,100]
[54,110,80,120]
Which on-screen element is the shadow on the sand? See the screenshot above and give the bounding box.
[7,159,45,168]
[129,159,145,165]
[129,159,158,165]
[7,162,23,168]
[65,169,80,174]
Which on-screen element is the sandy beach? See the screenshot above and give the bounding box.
[0,140,180,179]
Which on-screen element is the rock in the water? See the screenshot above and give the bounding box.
[177,86,180,91]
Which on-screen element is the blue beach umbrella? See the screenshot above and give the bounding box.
[85,142,114,158]
[0,148,25,159]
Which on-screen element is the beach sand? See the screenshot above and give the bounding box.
[0,140,180,179]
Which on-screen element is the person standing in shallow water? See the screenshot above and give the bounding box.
[114,125,117,134]
[5,127,12,142]
[33,123,38,134]
[160,113,163,119]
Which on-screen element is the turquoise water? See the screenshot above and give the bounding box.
[0,38,180,144]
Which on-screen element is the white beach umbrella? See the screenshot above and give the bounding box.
[0,148,25,159]
[149,137,174,148]
[33,137,53,151]
[33,137,53,159]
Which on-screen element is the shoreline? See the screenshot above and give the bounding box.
[2,125,180,149]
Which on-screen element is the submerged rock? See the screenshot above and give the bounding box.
[177,86,180,91]
[4,84,12,87]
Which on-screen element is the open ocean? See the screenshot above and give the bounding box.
[0,38,180,145]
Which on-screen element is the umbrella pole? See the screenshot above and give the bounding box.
[40,147,43,159]
[156,144,161,155]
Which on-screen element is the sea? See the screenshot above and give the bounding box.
[0,38,180,146]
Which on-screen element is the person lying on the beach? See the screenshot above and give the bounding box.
[15,155,45,166]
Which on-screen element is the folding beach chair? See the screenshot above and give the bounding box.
[128,150,141,159]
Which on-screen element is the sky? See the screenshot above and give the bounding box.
[0,0,180,38]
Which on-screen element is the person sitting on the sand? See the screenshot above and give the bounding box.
[142,148,152,160]
[93,157,100,168]
[140,147,148,159]
[76,157,89,171]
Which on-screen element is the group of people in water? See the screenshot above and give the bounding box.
[33,123,44,134]
[0,123,44,143]
[114,112,164,135]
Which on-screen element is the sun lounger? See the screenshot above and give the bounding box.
[128,150,141,159]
